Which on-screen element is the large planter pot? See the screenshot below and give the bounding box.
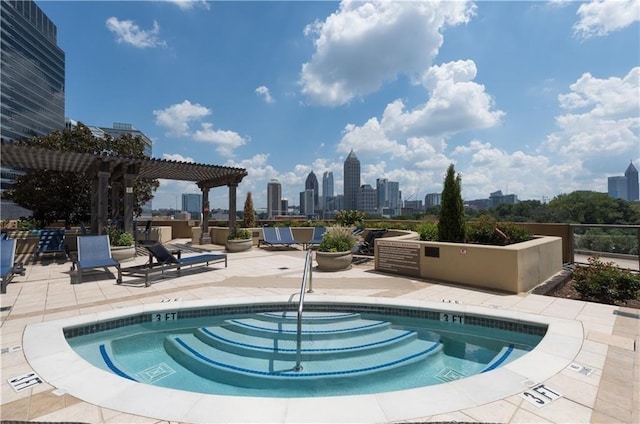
[226,238,252,253]
[110,245,136,262]
[316,250,352,271]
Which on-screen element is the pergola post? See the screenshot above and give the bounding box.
[228,182,238,230]
[123,167,136,234]
[97,169,110,235]
[199,186,211,245]
[111,179,121,222]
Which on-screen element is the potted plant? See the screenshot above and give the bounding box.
[105,226,136,262]
[226,226,252,252]
[316,225,357,271]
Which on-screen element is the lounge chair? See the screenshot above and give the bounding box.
[74,235,122,284]
[258,227,301,249]
[121,241,227,287]
[33,228,67,263]
[355,229,388,255]
[1,238,26,294]
[304,226,326,250]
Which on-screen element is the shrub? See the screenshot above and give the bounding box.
[416,221,438,241]
[335,210,365,227]
[105,226,134,246]
[228,227,252,240]
[318,225,357,252]
[242,192,256,228]
[466,217,533,245]
[573,256,640,304]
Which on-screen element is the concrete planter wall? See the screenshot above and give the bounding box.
[375,235,562,294]
[316,251,353,271]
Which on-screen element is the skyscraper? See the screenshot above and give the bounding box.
[608,162,639,201]
[267,179,281,218]
[343,149,361,211]
[1,0,65,143]
[1,0,65,219]
[305,171,319,211]
[625,161,639,201]
[322,171,334,211]
[182,193,202,214]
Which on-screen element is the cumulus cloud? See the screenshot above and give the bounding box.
[167,0,210,10]
[573,0,640,39]
[153,100,211,137]
[162,153,195,162]
[255,86,275,103]
[106,17,166,48]
[300,0,476,106]
[154,100,247,157]
[337,59,504,163]
[545,67,640,158]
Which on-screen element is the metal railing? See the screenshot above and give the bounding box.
[570,224,639,272]
[294,248,314,372]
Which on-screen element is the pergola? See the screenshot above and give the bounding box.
[0,143,248,244]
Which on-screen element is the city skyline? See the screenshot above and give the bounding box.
[35,1,640,210]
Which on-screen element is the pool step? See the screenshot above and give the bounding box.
[164,312,444,388]
[257,311,362,324]
[195,325,418,359]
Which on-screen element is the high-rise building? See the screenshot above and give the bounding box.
[267,179,281,218]
[608,176,628,200]
[489,190,518,208]
[305,171,319,211]
[343,149,360,211]
[1,0,65,219]
[607,162,639,201]
[322,171,334,211]
[280,199,288,216]
[376,178,400,216]
[357,184,377,215]
[425,193,442,208]
[1,0,65,143]
[182,193,202,214]
[300,189,315,216]
[625,161,639,201]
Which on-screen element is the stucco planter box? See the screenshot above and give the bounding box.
[316,251,353,271]
[226,239,252,253]
[375,236,562,293]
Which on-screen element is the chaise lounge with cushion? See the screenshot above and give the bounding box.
[121,240,227,287]
[74,235,122,284]
[258,227,301,249]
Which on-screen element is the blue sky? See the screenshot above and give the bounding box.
[38,0,639,210]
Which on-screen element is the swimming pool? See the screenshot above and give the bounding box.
[23,296,583,423]
[67,306,544,397]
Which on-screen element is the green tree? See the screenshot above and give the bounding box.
[242,192,256,228]
[438,164,465,242]
[547,191,640,224]
[5,123,159,228]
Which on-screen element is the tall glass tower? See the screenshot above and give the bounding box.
[1,0,65,142]
[322,171,334,211]
[305,170,319,211]
[625,161,639,201]
[343,149,360,211]
[267,179,282,219]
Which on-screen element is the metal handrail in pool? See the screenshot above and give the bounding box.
[294,248,314,371]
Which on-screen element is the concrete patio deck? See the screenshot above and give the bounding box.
[1,240,638,423]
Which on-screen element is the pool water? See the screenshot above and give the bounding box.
[68,310,544,397]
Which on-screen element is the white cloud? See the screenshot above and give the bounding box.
[300,0,476,106]
[153,100,211,137]
[106,17,166,48]
[167,0,210,10]
[162,153,194,162]
[192,123,248,157]
[545,67,640,158]
[255,86,275,103]
[573,0,640,39]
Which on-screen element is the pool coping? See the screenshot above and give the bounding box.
[23,295,584,423]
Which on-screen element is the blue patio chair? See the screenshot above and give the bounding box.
[122,240,227,286]
[258,227,301,249]
[304,226,326,250]
[75,235,122,284]
[33,228,67,263]
[1,238,25,294]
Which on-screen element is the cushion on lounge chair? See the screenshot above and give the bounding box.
[304,226,326,250]
[121,241,227,287]
[1,238,25,294]
[75,235,122,284]
[33,229,67,263]
[259,227,301,248]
